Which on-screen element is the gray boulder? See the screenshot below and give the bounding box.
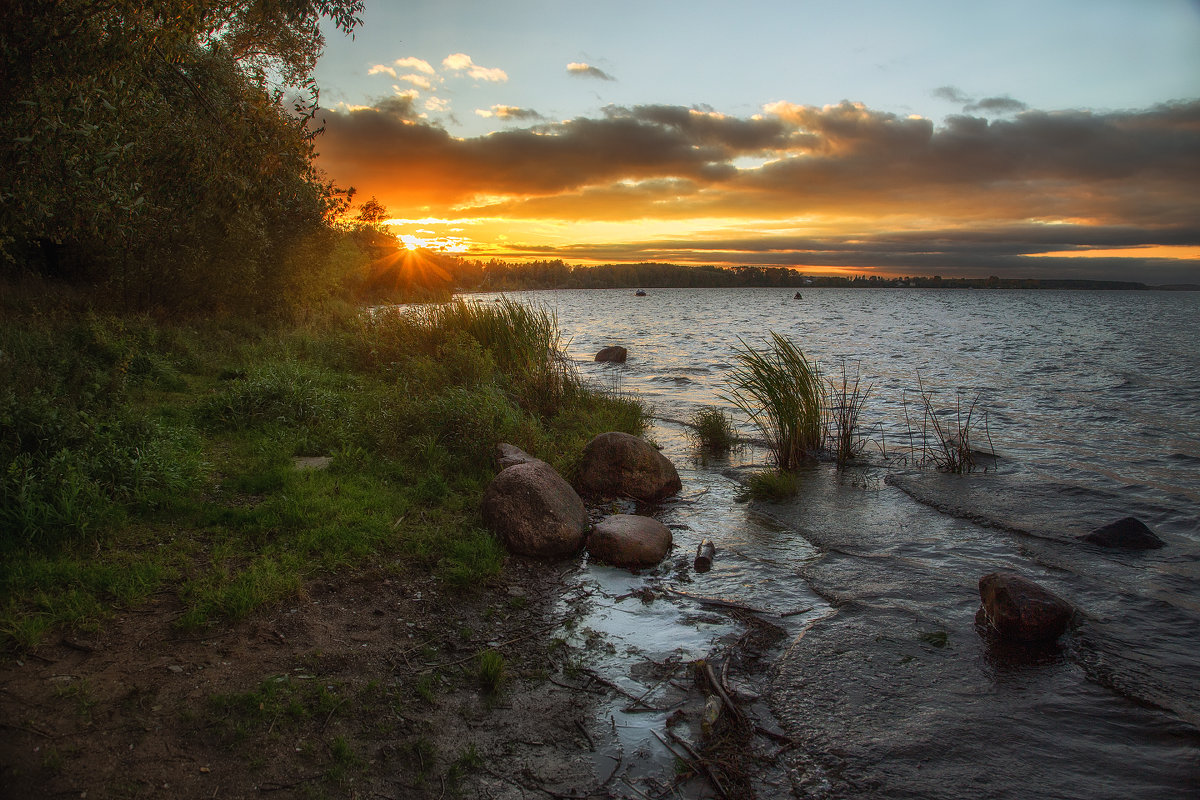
[575,432,682,502]
[976,571,1074,643]
[482,461,589,558]
[595,346,628,363]
[1078,517,1164,549]
[588,514,673,567]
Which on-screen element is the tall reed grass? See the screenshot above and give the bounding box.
[724,332,823,470]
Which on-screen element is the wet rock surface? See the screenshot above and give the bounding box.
[594,345,628,363]
[587,514,673,567]
[575,431,682,502]
[482,460,589,558]
[1079,516,1165,549]
[976,571,1075,643]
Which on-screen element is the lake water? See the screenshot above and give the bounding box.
[472,288,1200,798]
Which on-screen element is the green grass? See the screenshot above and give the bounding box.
[724,332,823,470]
[0,300,646,650]
[475,649,505,693]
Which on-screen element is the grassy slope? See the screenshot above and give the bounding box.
[0,300,644,650]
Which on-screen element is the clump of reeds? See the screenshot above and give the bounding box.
[904,374,994,473]
[686,406,740,455]
[825,361,873,469]
[724,333,823,470]
[353,298,582,418]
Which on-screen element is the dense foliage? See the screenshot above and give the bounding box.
[1,0,365,315]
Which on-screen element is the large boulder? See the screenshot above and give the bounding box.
[1078,517,1165,549]
[594,346,628,363]
[976,572,1074,643]
[482,461,589,558]
[575,432,682,502]
[588,514,672,567]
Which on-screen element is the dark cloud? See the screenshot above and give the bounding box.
[567,62,616,81]
[497,223,1199,283]
[933,86,972,104]
[965,96,1028,115]
[478,105,545,121]
[315,97,1200,281]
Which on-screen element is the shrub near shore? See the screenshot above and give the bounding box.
[0,301,644,649]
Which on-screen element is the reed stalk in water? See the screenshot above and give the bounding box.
[687,406,740,454]
[825,360,873,469]
[908,374,992,473]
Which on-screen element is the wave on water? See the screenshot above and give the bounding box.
[888,467,1200,728]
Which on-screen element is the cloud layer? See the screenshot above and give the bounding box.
[316,97,1200,281]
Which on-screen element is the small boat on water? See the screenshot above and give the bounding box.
[635,289,647,296]
[793,291,803,300]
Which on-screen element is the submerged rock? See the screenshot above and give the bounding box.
[976,572,1074,643]
[588,514,672,567]
[594,346,628,363]
[482,461,589,558]
[1078,517,1165,549]
[574,432,682,502]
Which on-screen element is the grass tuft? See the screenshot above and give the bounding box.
[724,333,823,470]
[476,649,506,693]
[686,406,739,454]
[903,374,994,473]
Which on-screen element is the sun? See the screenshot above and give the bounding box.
[399,234,423,250]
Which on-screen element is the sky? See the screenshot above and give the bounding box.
[310,0,1200,283]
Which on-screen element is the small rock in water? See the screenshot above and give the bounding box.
[1078,516,1165,549]
[976,571,1074,643]
[594,345,628,363]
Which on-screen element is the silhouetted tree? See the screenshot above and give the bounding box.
[1,0,364,314]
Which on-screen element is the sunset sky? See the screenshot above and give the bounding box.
[311,0,1200,283]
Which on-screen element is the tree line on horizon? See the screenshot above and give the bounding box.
[372,253,1149,295]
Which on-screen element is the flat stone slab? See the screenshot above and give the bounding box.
[293,456,332,471]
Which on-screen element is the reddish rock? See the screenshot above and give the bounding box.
[481,461,588,558]
[976,572,1074,643]
[574,432,682,502]
[588,514,673,567]
[594,346,628,363]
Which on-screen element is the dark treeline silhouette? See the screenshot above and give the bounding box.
[390,255,1148,296]
[449,260,810,290]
